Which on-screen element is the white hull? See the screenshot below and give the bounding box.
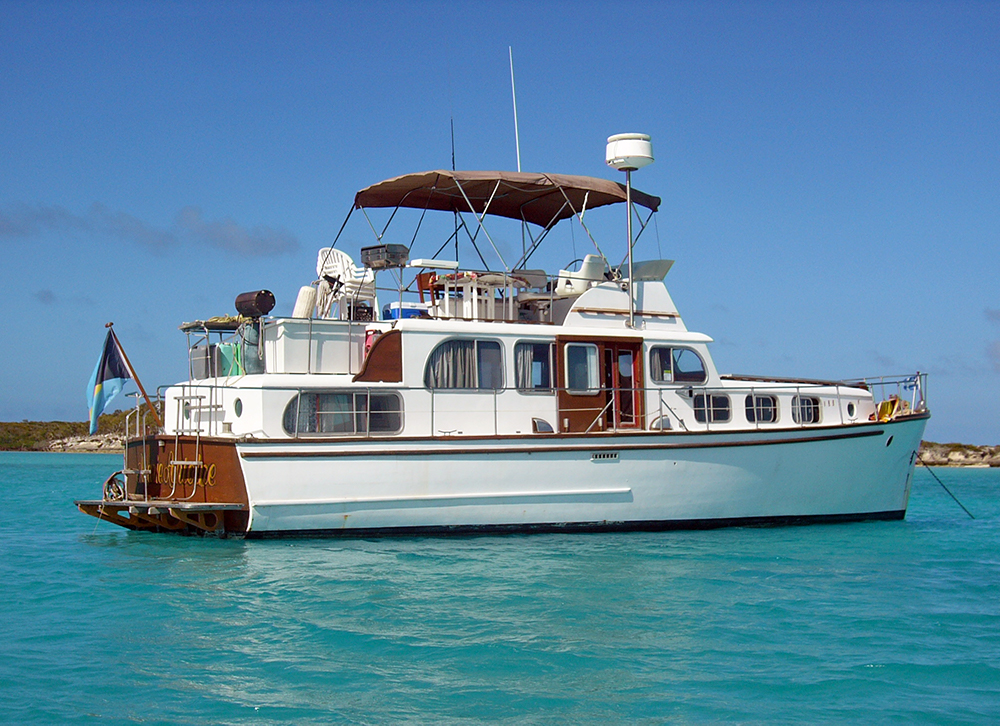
[237,416,927,536]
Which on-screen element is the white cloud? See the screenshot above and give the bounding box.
[175,206,298,256]
[0,202,297,257]
[88,203,176,251]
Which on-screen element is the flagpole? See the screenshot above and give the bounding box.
[106,323,163,430]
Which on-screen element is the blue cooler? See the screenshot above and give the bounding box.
[382,301,427,319]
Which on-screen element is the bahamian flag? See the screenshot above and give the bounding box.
[87,329,132,434]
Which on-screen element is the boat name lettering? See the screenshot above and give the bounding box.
[156,462,217,488]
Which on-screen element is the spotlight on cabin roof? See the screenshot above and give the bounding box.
[606,133,654,172]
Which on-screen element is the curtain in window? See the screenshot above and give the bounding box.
[650,347,670,382]
[315,393,352,433]
[425,340,476,388]
[515,342,551,391]
[514,343,533,391]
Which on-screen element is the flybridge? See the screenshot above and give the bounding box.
[343,170,661,276]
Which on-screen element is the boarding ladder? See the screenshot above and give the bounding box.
[164,384,223,500]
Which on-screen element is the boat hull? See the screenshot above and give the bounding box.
[236,415,928,537]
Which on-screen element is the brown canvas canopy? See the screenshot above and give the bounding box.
[354,170,660,228]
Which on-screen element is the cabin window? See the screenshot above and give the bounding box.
[792,396,821,424]
[515,342,554,393]
[694,394,731,423]
[745,394,778,423]
[649,346,707,384]
[424,339,503,390]
[283,391,402,436]
[565,343,600,394]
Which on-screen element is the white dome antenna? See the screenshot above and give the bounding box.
[606,133,653,171]
[605,133,654,328]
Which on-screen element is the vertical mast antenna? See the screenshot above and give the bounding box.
[509,46,521,173]
[510,46,526,256]
[450,117,456,171]
[451,116,458,262]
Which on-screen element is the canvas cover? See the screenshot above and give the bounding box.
[354,171,660,228]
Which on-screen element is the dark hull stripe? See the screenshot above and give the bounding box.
[245,509,907,539]
[239,427,888,459]
[244,412,928,446]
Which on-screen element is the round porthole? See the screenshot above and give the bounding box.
[234,398,243,417]
[847,402,856,418]
[886,435,894,447]
[183,402,191,420]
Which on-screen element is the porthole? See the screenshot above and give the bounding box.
[234,398,243,417]
[847,402,856,418]
[886,435,894,447]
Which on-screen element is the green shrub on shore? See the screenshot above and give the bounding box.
[0,412,130,451]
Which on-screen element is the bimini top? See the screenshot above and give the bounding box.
[354,170,661,229]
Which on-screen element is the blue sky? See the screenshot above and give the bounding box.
[2,0,998,444]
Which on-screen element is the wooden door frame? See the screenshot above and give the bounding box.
[555,335,644,433]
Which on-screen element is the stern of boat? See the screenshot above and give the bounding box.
[76,433,250,536]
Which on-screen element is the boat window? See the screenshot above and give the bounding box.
[283,391,402,436]
[424,339,504,390]
[792,396,821,424]
[477,341,503,390]
[515,342,554,393]
[565,343,600,394]
[649,346,707,384]
[745,394,778,423]
[694,394,731,423]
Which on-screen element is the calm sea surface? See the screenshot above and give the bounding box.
[1,452,998,724]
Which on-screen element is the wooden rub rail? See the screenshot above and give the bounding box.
[75,499,248,534]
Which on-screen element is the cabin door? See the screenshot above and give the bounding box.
[606,343,642,429]
[556,337,643,433]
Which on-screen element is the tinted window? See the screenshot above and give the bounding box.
[792,396,821,424]
[650,346,707,384]
[673,348,707,383]
[477,341,503,390]
[694,394,731,423]
[745,394,777,423]
[283,391,402,435]
[565,343,599,393]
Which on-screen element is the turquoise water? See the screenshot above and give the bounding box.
[1,452,998,724]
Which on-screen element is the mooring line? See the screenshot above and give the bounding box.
[917,454,976,519]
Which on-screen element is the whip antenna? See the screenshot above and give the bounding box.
[509,46,521,172]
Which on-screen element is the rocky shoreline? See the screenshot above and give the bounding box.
[30,435,1000,466]
[917,441,1000,467]
[46,433,126,453]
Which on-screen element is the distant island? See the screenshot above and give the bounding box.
[0,413,130,452]
[1,418,996,466]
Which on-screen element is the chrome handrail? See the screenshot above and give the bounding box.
[146,371,928,440]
